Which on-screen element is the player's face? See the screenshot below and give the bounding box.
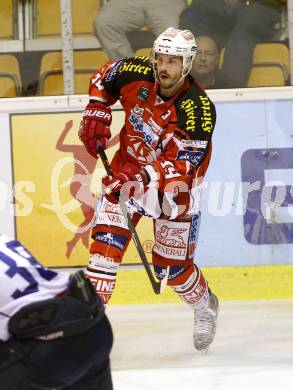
[155,54,183,89]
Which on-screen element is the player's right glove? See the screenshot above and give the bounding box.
[79,102,112,158]
[102,163,149,204]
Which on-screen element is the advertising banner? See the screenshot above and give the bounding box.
[3,95,293,269]
[196,99,293,267]
[10,110,154,267]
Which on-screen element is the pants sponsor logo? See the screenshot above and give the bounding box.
[154,223,189,260]
[103,201,121,214]
[96,199,128,229]
[156,225,187,248]
[154,243,186,258]
[97,212,125,225]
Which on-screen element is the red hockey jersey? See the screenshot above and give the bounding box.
[88,55,216,215]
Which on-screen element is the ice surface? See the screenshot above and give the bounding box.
[107,301,293,390]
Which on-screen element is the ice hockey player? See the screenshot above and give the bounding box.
[79,27,219,352]
[0,234,113,389]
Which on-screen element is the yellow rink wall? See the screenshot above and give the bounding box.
[9,110,156,268]
[110,265,293,304]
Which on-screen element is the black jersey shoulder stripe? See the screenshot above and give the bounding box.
[174,80,216,140]
[103,56,154,99]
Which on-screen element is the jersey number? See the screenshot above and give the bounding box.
[0,241,57,299]
[91,73,104,91]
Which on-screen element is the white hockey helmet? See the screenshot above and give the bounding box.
[152,27,197,78]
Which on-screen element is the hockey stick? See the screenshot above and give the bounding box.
[98,148,169,294]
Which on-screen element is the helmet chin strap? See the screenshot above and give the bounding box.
[174,72,186,88]
[182,60,192,78]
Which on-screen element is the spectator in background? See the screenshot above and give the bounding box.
[191,35,220,89]
[94,0,186,60]
[180,0,285,88]
[0,234,113,389]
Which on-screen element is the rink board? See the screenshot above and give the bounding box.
[0,89,293,299]
[110,265,293,303]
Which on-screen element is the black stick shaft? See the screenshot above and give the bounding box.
[98,149,164,294]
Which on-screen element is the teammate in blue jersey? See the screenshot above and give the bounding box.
[0,234,113,390]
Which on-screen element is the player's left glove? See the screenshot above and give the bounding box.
[102,163,149,204]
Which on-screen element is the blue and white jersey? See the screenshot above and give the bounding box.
[0,234,70,341]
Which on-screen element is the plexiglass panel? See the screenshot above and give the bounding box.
[0,0,290,98]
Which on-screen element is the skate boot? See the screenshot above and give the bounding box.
[193,292,219,352]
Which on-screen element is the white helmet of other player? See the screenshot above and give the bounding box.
[152,27,197,79]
